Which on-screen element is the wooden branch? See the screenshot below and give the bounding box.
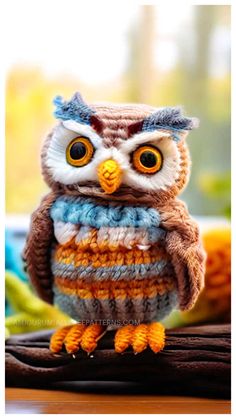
[5,324,231,399]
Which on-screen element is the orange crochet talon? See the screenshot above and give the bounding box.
[50,323,106,354]
[114,324,134,353]
[64,324,87,353]
[132,324,149,353]
[50,325,72,353]
[148,322,165,353]
[114,322,166,354]
[80,324,106,353]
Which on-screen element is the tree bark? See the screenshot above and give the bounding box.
[5,324,230,399]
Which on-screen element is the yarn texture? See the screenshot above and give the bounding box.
[49,195,178,325]
[24,92,206,353]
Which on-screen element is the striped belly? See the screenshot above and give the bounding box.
[50,196,178,327]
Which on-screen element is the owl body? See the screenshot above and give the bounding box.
[24,93,206,328]
[50,194,178,327]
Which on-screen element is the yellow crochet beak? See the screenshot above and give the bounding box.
[98,159,122,194]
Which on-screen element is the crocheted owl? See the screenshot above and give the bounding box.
[24,93,206,354]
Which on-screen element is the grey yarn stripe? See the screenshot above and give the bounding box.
[52,260,174,281]
[53,288,178,324]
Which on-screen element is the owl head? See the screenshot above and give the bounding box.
[42,93,198,204]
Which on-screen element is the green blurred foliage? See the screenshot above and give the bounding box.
[198,172,231,218]
[5,271,73,336]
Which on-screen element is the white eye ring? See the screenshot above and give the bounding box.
[120,131,181,191]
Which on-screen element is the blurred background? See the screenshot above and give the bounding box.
[5,3,231,334]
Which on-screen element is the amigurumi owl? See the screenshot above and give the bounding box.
[23,93,206,355]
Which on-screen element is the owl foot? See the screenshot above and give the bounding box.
[114,322,165,354]
[50,323,106,354]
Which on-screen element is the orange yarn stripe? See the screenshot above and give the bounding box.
[54,276,175,299]
[54,244,169,268]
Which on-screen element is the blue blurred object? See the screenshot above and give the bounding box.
[5,228,28,316]
[5,228,27,281]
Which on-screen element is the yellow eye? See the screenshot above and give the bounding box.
[132,145,163,174]
[66,137,94,167]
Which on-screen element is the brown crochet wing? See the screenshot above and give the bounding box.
[23,191,60,304]
[158,199,206,310]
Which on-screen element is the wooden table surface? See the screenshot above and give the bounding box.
[6,386,231,414]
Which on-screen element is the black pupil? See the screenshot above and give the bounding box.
[140,151,157,168]
[70,142,87,160]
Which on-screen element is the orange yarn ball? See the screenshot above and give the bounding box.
[182,226,231,324]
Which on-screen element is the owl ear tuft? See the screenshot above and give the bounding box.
[143,107,199,133]
[53,92,95,125]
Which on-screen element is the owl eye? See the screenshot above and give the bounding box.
[132,145,163,174]
[66,137,94,167]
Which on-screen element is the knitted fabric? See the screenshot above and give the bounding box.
[41,103,192,205]
[53,94,198,135]
[50,195,178,325]
[24,93,206,324]
[53,93,95,125]
[24,190,204,311]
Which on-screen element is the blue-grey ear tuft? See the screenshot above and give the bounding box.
[142,107,199,133]
[53,92,95,125]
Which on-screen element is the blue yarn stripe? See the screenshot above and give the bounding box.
[50,195,161,228]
